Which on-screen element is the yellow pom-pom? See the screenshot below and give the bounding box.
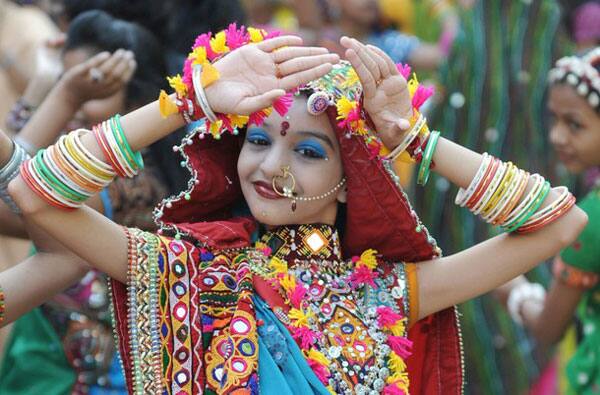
[167,74,188,97]
[279,274,296,293]
[210,31,230,54]
[388,351,408,374]
[288,308,314,327]
[335,97,355,119]
[359,249,378,269]
[209,119,223,137]
[408,73,419,97]
[327,386,336,395]
[269,257,288,274]
[248,27,266,43]
[201,62,221,88]
[389,318,408,336]
[306,349,330,366]
[229,114,249,129]
[189,46,207,66]
[158,90,179,118]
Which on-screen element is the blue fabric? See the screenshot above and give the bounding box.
[368,29,420,63]
[99,189,113,220]
[88,354,127,395]
[253,295,330,395]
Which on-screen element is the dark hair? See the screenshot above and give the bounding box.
[64,10,191,193]
[64,9,166,108]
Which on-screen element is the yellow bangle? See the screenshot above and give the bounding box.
[481,162,516,217]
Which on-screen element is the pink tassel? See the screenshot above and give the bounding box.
[182,57,194,87]
[388,335,413,359]
[396,63,412,80]
[273,93,294,116]
[260,246,272,257]
[412,85,435,110]
[383,383,407,395]
[307,359,330,384]
[349,265,379,289]
[289,284,307,309]
[376,306,404,328]
[193,33,217,61]
[291,326,318,349]
[249,109,270,126]
[225,23,248,50]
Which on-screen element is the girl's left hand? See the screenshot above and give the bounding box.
[340,37,412,149]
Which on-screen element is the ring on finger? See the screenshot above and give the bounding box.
[275,64,282,79]
[89,68,104,83]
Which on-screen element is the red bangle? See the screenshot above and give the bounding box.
[93,125,126,177]
[516,194,576,234]
[19,160,74,211]
[467,158,499,209]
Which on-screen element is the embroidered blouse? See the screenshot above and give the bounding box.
[110,223,418,394]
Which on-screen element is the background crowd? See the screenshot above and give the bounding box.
[0,0,598,394]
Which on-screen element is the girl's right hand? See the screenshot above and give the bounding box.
[206,35,339,115]
[60,49,137,106]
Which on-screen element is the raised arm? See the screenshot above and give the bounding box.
[340,37,588,320]
[8,36,339,283]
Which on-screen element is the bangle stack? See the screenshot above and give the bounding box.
[384,113,440,186]
[456,154,575,233]
[507,282,546,325]
[20,115,142,210]
[0,141,30,214]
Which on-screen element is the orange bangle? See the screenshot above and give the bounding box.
[467,158,500,209]
[493,171,530,225]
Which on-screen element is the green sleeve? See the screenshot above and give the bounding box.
[560,189,600,273]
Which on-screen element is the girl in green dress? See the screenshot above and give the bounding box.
[501,47,600,394]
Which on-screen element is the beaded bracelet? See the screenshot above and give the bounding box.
[416,130,440,186]
[0,141,29,214]
[0,284,5,326]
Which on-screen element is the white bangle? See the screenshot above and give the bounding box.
[507,282,546,325]
[384,114,425,161]
[192,64,218,123]
[455,153,491,207]
[472,161,507,215]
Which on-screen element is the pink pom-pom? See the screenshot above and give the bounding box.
[225,23,249,50]
[383,383,407,395]
[289,284,307,309]
[260,246,272,257]
[412,85,435,110]
[193,32,216,60]
[349,265,379,289]
[291,326,318,349]
[273,93,294,116]
[182,57,194,87]
[388,335,413,359]
[249,109,270,126]
[376,306,404,328]
[396,63,412,80]
[307,359,330,384]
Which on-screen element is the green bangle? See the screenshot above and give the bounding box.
[34,151,87,202]
[112,115,144,170]
[504,181,550,233]
[417,131,440,186]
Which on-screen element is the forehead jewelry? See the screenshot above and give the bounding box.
[272,166,347,212]
[306,91,331,116]
[280,119,290,136]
